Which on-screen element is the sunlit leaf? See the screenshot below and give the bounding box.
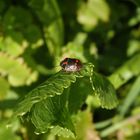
[0,37,26,57]
[0,52,38,86]
[119,76,140,116]
[0,121,21,140]
[0,77,9,99]
[127,40,140,56]
[108,53,140,89]
[77,0,110,29]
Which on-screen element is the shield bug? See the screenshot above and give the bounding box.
[60,58,83,72]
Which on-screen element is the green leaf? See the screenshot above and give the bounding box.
[13,63,92,137]
[3,6,42,47]
[31,93,75,138]
[91,72,118,109]
[62,33,86,62]
[59,110,96,140]
[127,40,140,56]
[0,121,21,140]
[135,0,140,6]
[77,0,110,29]
[14,63,92,117]
[0,1,6,14]
[0,52,38,86]
[0,37,25,57]
[68,78,92,114]
[119,76,140,116]
[28,0,64,56]
[13,63,118,137]
[0,76,10,99]
[108,53,140,89]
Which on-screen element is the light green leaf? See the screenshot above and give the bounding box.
[0,53,38,86]
[61,34,87,63]
[108,53,140,89]
[0,121,21,140]
[0,37,26,57]
[127,39,140,56]
[0,77,10,99]
[119,76,140,116]
[77,0,110,29]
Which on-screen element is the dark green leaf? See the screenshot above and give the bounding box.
[13,63,118,137]
[68,78,92,114]
[14,63,93,117]
[92,72,118,109]
[31,92,75,138]
[28,0,64,56]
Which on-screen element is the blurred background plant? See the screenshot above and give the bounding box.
[0,0,140,140]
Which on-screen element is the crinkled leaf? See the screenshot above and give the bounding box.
[14,63,92,116]
[13,63,118,137]
[31,93,75,138]
[13,64,92,138]
[92,72,118,109]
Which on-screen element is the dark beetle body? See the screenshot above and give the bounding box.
[60,58,83,72]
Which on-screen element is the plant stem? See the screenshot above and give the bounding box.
[100,114,140,137]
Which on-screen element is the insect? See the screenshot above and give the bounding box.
[60,58,83,72]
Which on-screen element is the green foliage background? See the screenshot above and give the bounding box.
[0,0,140,140]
